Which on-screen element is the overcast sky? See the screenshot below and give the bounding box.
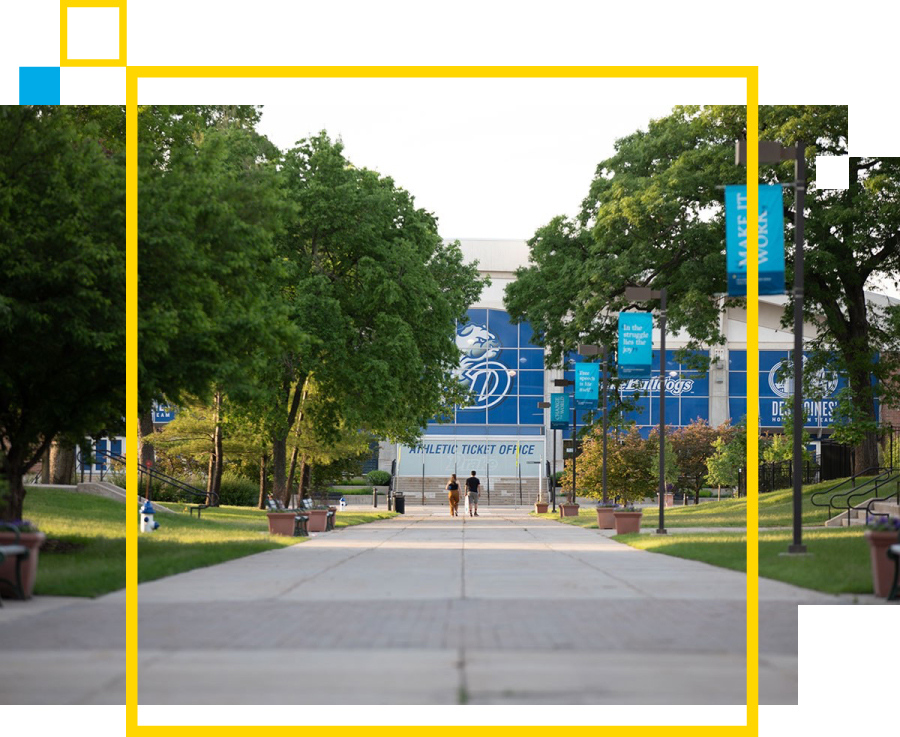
[249,78,744,241]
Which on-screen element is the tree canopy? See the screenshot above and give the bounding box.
[0,106,125,519]
[504,105,899,471]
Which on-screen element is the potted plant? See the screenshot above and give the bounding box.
[613,503,643,534]
[0,520,46,599]
[306,504,332,533]
[865,516,900,597]
[595,500,619,529]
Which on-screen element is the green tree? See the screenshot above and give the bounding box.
[268,133,486,497]
[503,106,900,472]
[0,106,125,520]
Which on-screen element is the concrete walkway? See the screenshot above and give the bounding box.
[0,507,855,705]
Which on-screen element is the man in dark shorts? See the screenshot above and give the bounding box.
[465,470,481,516]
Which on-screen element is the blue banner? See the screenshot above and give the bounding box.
[575,363,600,409]
[550,392,569,429]
[725,184,785,296]
[618,312,653,376]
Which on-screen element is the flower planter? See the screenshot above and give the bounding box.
[0,530,46,599]
[559,503,580,517]
[306,509,330,533]
[613,511,643,534]
[664,492,674,508]
[595,507,616,529]
[534,502,549,513]
[267,512,297,537]
[866,530,900,597]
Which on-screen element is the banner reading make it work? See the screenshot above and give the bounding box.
[725,184,785,296]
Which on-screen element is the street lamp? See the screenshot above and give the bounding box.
[537,400,556,512]
[553,377,576,507]
[625,286,668,535]
[736,138,808,554]
[578,344,610,504]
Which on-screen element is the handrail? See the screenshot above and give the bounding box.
[809,466,890,518]
[833,471,899,526]
[862,477,900,525]
[78,447,218,517]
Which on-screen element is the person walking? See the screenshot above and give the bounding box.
[446,474,460,516]
[465,470,481,516]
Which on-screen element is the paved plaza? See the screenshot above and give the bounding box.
[0,507,852,705]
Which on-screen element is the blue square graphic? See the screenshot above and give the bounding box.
[19,67,61,105]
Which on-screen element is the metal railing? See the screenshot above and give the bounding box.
[77,447,217,518]
[809,466,894,524]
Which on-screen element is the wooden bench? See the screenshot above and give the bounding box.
[888,544,900,601]
[0,524,29,605]
[266,497,309,537]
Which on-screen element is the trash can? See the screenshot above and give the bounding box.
[393,493,405,514]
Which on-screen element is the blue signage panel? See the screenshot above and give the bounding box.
[575,363,600,408]
[618,312,653,372]
[550,393,569,429]
[725,184,785,296]
[152,402,176,424]
[444,308,545,426]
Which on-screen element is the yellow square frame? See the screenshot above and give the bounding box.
[125,65,760,735]
[60,0,127,67]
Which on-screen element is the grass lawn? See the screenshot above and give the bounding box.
[533,475,886,529]
[614,528,874,595]
[21,487,395,597]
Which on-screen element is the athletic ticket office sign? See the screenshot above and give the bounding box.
[725,184,785,296]
[618,312,653,378]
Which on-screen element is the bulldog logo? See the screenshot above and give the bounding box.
[456,323,513,409]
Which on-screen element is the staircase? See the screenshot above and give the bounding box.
[826,500,900,527]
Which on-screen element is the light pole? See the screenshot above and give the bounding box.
[736,139,808,554]
[553,377,576,506]
[578,344,610,503]
[537,400,556,512]
[625,286,668,535]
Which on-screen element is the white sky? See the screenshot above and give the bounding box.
[241,78,745,240]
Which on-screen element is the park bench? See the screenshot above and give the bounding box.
[0,524,29,605]
[266,497,309,537]
[298,498,336,531]
[888,544,900,601]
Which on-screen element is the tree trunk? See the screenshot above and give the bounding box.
[49,441,76,485]
[272,437,288,505]
[257,454,268,510]
[138,412,155,467]
[1,459,26,521]
[210,391,223,506]
[300,459,311,500]
[286,445,300,500]
[849,366,879,475]
[41,445,51,484]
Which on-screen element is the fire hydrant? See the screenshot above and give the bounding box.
[339,496,347,509]
[140,500,160,532]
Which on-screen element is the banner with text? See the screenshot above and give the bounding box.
[618,312,653,377]
[725,184,785,296]
[574,363,600,409]
[550,392,569,429]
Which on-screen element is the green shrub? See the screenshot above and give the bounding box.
[366,469,391,486]
[217,473,258,506]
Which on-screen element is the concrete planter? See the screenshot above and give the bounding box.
[307,509,330,533]
[595,507,616,529]
[534,502,549,513]
[266,512,297,537]
[866,530,899,597]
[613,511,643,534]
[559,503,580,517]
[0,530,46,599]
